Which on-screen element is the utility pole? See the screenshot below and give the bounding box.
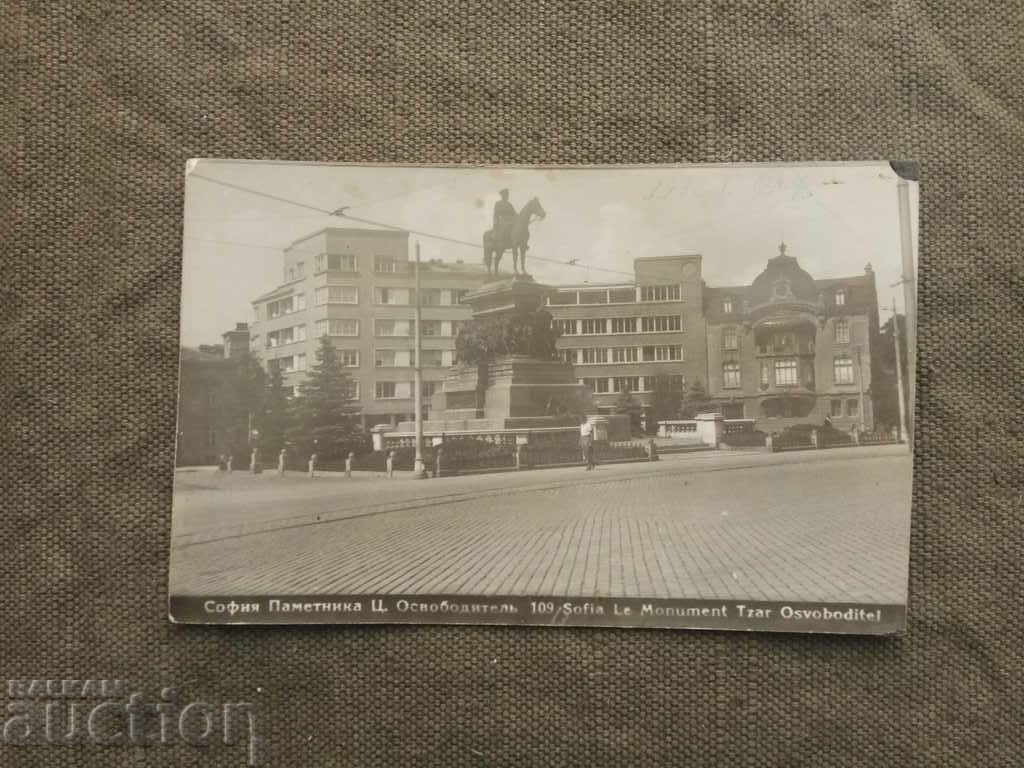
[896,176,916,449]
[891,298,909,443]
[413,241,427,479]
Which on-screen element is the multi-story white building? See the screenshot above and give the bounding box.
[545,255,709,419]
[249,227,487,428]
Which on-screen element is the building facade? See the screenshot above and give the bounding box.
[246,229,882,435]
[249,227,488,428]
[546,255,708,419]
[703,244,879,431]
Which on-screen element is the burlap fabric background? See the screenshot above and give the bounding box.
[3,2,1022,766]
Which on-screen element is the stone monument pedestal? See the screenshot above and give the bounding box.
[389,276,592,446]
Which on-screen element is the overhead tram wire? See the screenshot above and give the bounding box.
[189,172,688,283]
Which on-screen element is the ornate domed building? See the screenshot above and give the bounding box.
[704,243,880,431]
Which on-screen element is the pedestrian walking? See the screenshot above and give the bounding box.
[225,454,233,473]
[434,446,444,478]
[386,449,395,478]
[580,419,596,471]
[345,451,354,479]
[277,448,287,476]
[308,452,317,479]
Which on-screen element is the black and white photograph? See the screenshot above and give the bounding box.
[169,160,917,634]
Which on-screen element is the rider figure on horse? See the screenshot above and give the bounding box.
[492,189,517,246]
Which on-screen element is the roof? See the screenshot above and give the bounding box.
[287,226,410,251]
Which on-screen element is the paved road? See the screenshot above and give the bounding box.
[170,445,911,603]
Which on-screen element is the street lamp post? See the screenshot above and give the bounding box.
[889,299,909,443]
[413,241,427,479]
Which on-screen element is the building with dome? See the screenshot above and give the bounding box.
[704,243,880,431]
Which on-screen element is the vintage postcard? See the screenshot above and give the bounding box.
[170,160,917,634]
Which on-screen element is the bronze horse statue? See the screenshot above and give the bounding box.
[483,196,546,277]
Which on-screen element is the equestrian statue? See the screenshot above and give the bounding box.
[483,189,546,277]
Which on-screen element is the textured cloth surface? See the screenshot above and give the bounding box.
[3,2,1023,766]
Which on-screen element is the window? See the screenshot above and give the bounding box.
[375,350,412,368]
[420,288,442,306]
[339,349,359,367]
[555,319,578,335]
[374,256,403,273]
[579,290,608,304]
[207,428,216,447]
[612,376,640,393]
[760,360,770,388]
[420,349,445,367]
[550,291,577,306]
[834,289,847,306]
[611,347,639,363]
[295,353,306,372]
[610,317,637,334]
[287,267,296,282]
[582,377,610,394]
[559,349,577,365]
[834,318,850,344]
[375,319,414,337]
[640,284,681,302]
[580,319,607,335]
[579,348,608,365]
[422,381,440,398]
[266,295,302,318]
[315,285,358,305]
[317,253,357,272]
[375,381,397,399]
[609,288,635,303]
[316,319,359,337]
[266,325,304,348]
[296,262,304,277]
[830,400,843,418]
[421,320,441,337]
[774,358,798,386]
[375,287,411,305]
[452,289,469,304]
[722,327,739,351]
[642,345,682,362]
[347,380,360,400]
[834,356,855,384]
[641,315,682,333]
[723,361,741,388]
[722,297,733,314]
[846,399,859,416]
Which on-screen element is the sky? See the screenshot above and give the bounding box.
[179,160,919,348]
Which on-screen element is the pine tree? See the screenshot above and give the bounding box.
[287,336,361,461]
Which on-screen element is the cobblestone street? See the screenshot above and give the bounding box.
[170,445,911,604]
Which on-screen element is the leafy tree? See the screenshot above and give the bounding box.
[222,351,266,460]
[258,364,290,460]
[613,387,642,435]
[679,377,719,419]
[287,336,362,461]
[874,313,910,432]
[649,376,684,431]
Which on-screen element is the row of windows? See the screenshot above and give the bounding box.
[559,345,684,365]
[374,349,455,368]
[266,325,308,348]
[830,399,860,418]
[265,294,307,319]
[579,374,685,395]
[719,357,859,388]
[555,315,683,336]
[718,288,848,315]
[310,253,416,275]
[311,319,463,338]
[371,380,441,400]
[549,284,683,306]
